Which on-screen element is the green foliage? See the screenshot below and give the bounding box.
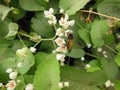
[59,0,90,15]
[34,53,60,90]
[97,0,120,18]
[18,47,35,74]
[0,0,120,90]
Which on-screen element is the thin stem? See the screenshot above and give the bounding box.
[17,34,26,47]
[104,44,118,54]
[85,52,100,59]
[33,40,41,48]
[18,32,32,38]
[52,41,57,49]
[81,10,120,21]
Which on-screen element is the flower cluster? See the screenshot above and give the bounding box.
[5,68,18,90]
[5,47,35,90]
[58,81,69,89]
[44,8,75,65]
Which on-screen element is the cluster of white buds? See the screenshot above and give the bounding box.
[97,47,108,58]
[6,68,18,90]
[58,81,69,89]
[44,8,75,66]
[105,80,114,88]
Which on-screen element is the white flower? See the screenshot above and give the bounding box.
[54,37,66,46]
[56,28,64,37]
[44,8,54,18]
[25,84,34,90]
[30,47,37,53]
[0,83,3,87]
[56,45,67,53]
[17,62,23,68]
[65,29,73,38]
[16,47,27,57]
[48,15,57,25]
[9,71,18,80]
[105,80,111,87]
[102,51,107,54]
[64,82,69,87]
[104,54,108,58]
[59,14,69,29]
[6,80,16,90]
[87,44,91,48]
[58,82,64,89]
[59,8,64,13]
[97,47,102,52]
[85,64,91,68]
[81,57,85,61]
[56,53,65,61]
[6,68,13,73]
[67,20,75,26]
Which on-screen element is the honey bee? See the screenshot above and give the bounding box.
[67,33,73,52]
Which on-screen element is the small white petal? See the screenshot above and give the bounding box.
[58,82,64,89]
[9,71,18,79]
[30,47,37,53]
[105,80,111,87]
[56,54,65,61]
[102,51,107,54]
[6,80,16,90]
[25,84,34,90]
[104,55,108,58]
[64,82,69,87]
[54,37,66,46]
[111,83,114,86]
[0,83,3,87]
[17,62,23,68]
[6,68,13,73]
[81,57,85,61]
[87,44,91,48]
[68,20,75,26]
[49,8,54,14]
[56,45,67,53]
[56,28,64,37]
[65,29,73,38]
[59,8,64,13]
[97,47,102,52]
[85,64,91,68]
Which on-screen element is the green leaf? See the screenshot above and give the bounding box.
[101,59,119,79]
[19,0,45,11]
[31,12,54,38]
[35,0,49,8]
[0,58,17,83]
[114,80,120,90]
[90,20,114,47]
[0,4,14,20]
[0,37,13,46]
[59,0,90,15]
[24,75,34,83]
[34,53,60,90]
[97,0,120,18]
[15,76,25,90]
[5,23,18,39]
[9,1,26,21]
[66,48,85,58]
[0,19,8,37]
[35,52,49,67]
[0,46,15,61]
[18,47,35,74]
[61,66,107,88]
[87,59,101,72]
[78,29,91,45]
[115,53,120,67]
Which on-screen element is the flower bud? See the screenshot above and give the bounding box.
[16,47,27,57]
[25,84,34,90]
[9,71,18,79]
